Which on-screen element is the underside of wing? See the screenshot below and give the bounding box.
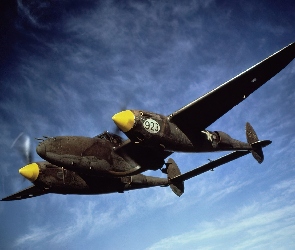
[168,43,295,137]
[115,139,172,172]
[171,150,250,183]
[1,185,47,201]
[170,140,271,183]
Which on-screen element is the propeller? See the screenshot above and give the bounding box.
[11,132,33,165]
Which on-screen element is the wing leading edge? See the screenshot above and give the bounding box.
[168,42,295,137]
[1,185,47,201]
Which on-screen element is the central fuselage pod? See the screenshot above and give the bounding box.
[36,133,138,176]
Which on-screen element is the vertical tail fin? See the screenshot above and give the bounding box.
[166,158,184,196]
[246,122,264,163]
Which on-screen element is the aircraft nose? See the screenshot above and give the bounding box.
[36,142,46,157]
[112,110,135,132]
[19,163,39,182]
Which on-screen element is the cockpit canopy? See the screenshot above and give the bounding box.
[96,131,124,146]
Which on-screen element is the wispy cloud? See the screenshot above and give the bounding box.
[146,178,295,250]
[1,1,295,250]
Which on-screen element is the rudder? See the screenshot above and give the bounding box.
[166,158,184,196]
[246,122,264,163]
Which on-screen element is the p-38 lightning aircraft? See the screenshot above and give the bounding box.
[2,42,295,201]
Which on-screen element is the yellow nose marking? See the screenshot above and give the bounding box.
[19,163,39,182]
[112,110,135,132]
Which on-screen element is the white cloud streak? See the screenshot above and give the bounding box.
[1,1,295,250]
[146,179,295,250]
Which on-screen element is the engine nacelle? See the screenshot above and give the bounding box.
[113,110,195,151]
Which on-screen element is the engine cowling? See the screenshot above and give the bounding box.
[113,110,195,151]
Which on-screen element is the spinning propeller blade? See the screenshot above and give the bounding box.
[11,132,35,182]
[11,132,33,164]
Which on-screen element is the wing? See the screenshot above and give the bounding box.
[170,139,271,183]
[115,139,172,172]
[1,185,47,201]
[168,43,295,137]
[171,150,250,183]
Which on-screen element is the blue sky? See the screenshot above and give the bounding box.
[1,0,295,249]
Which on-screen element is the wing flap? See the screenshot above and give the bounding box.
[169,43,295,136]
[115,139,172,171]
[1,185,47,201]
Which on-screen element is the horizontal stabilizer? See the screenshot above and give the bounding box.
[1,185,47,201]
